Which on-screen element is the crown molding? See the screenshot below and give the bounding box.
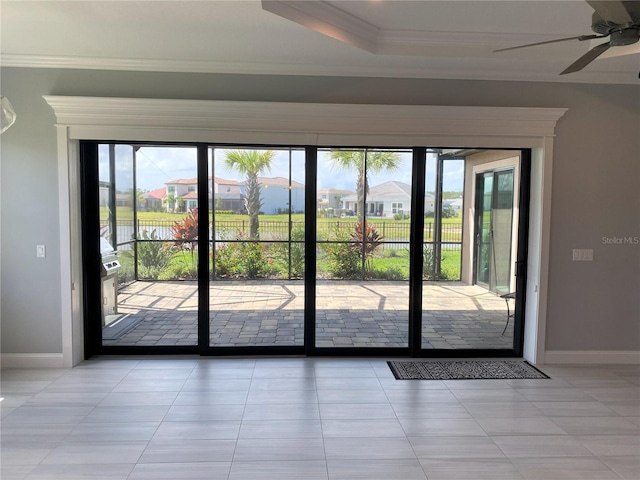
[2,53,634,85]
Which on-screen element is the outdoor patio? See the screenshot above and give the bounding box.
[104,280,514,349]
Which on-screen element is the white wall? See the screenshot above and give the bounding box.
[1,68,638,361]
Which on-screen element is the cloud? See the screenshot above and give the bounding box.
[101,145,465,196]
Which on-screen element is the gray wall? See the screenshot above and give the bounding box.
[1,67,639,354]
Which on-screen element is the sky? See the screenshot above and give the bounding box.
[100,145,465,194]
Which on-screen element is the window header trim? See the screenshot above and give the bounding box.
[43,96,566,148]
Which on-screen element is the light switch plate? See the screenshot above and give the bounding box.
[36,245,46,258]
[572,248,593,261]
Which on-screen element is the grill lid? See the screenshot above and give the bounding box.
[100,237,120,275]
[100,237,115,255]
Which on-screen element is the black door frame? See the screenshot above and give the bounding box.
[80,141,530,359]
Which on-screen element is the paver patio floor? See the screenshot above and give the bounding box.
[104,280,514,349]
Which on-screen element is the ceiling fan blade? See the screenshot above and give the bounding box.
[586,1,634,24]
[560,42,611,74]
[494,35,601,53]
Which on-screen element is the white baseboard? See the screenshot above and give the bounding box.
[0,353,65,369]
[544,350,640,365]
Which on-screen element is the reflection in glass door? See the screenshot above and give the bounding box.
[208,147,306,350]
[475,172,493,287]
[475,169,515,294]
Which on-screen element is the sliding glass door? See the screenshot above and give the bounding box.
[315,148,412,351]
[82,142,528,357]
[208,147,306,352]
[422,151,523,351]
[84,143,200,352]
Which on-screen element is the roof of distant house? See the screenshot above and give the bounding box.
[143,187,167,200]
[342,181,416,201]
[318,188,355,195]
[164,176,304,189]
[342,181,436,202]
[243,176,305,188]
[214,176,240,185]
[166,177,197,185]
[166,176,243,186]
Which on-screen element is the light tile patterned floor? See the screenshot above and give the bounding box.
[106,281,513,349]
[1,359,639,479]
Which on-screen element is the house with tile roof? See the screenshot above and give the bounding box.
[141,187,167,212]
[341,181,435,218]
[157,176,305,214]
[317,188,355,214]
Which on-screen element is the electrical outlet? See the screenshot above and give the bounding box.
[36,245,46,258]
[572,249,593,261]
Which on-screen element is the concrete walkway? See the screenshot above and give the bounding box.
[105,280,513,349]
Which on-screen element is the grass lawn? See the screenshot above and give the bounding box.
[109,208,461,224]
[100,210,462,243]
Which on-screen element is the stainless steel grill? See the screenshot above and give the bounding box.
[100,238,120,276]
[100,238,120,324]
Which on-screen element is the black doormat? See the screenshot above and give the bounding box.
[388,360,549,380]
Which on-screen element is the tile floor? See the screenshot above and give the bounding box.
[1,358,639,480]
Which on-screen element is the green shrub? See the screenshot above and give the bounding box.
[213,243,236,277]
[138,265,167,280]
[422,245,457,280]
[157,261,192,281]
[325,227,361,279]
[212,230,270,279]
[367,266,405,281]
[117,251,135,285]
[289,225,305,277]
[237,241,267,278]
[327,242,361,279]
[442,205,457,218]
[272,224,305,278]
[423,244,435,280]
[135,229,175,280]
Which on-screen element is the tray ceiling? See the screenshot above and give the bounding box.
[1,1,638,84]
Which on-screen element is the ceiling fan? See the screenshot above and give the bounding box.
[495,1,640,75]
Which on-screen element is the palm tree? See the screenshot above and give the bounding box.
[163,192,176,213]
[224,150,275,239]
[329,150,401,221]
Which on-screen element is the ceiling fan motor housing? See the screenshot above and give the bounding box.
[609,28,640,45]
[591,12,639,45]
